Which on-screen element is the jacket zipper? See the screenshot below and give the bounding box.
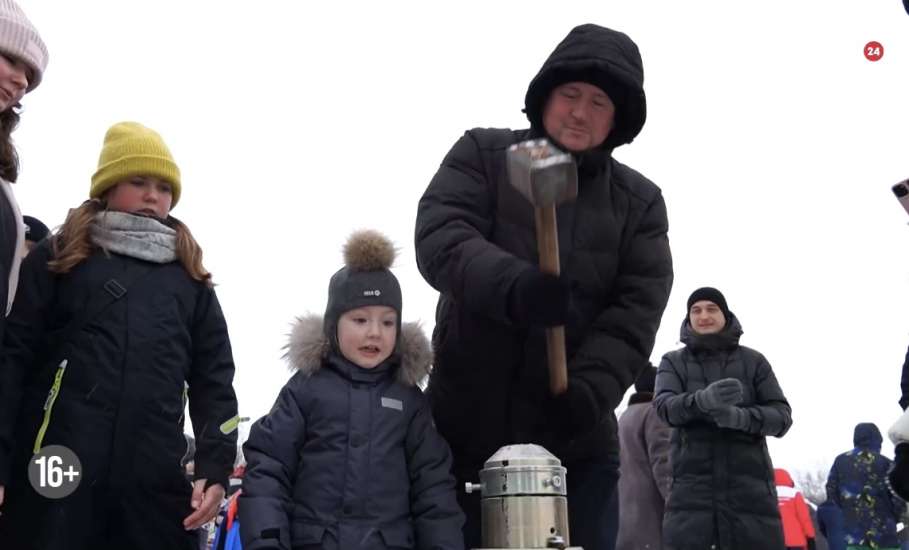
[178,381,188,425]
[33,359,68,454]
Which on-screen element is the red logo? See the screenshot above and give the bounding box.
[864,41,884,62]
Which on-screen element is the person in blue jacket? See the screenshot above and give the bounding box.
[826,423,905,549]
[240,230,464,550]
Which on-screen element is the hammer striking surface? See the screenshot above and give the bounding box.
[506,139,578,396]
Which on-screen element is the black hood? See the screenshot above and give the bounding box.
[524,23,647,151]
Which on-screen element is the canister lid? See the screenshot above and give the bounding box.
[477,444,567,497]
[483,444,562,469]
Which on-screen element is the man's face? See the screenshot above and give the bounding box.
[689,300,726,335]
[542,81,615,152]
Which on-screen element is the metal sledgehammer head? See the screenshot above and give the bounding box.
[506,139,578,396]
[506,139,578,207]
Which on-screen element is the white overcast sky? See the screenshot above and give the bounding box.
[10,1,909,479]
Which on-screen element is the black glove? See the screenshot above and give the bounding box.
[888,442,909,500]
[712,406,750,431]
[550,380,599,438]
[508,268,571,327]
[807,538,816,550]
[694,378,743,412]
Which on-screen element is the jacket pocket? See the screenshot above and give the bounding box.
[760,444,776,496]
[291,521,328,546]
[33,359,68,454]
[378,522,415,549]
[670,429,687,477]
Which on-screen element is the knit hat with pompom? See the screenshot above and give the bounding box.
[323,229,403,349]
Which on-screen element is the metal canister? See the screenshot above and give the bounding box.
[465,444,580,549]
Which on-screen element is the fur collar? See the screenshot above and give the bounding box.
[283,314,432,387]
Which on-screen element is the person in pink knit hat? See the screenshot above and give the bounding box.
[0,0,48,512]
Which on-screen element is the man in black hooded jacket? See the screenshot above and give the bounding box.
[415,23,673,550]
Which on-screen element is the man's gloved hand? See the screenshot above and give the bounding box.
[508,268,571,327]
[807,537,816,550]
[888,442,909,501]
[550,380,598,438]
[694,378,744,413]
[712,406,750,431]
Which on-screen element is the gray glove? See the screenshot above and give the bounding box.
[694,378,743,412]
[713,406,750,431]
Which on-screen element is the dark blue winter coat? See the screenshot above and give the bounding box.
[239,316,464,550]
[0,241,238,488]
[826,423,905,548]
[0,238,239,549]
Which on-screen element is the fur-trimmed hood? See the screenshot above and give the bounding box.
[283,314,432,387]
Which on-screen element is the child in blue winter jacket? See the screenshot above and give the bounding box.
[240,230,464,550]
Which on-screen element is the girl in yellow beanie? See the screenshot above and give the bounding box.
[0,121,239,550]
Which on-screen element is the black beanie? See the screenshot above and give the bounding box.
[634,364,657,393]
[324,230,403,350]
[686,287,729,318]
[23,215,49,243]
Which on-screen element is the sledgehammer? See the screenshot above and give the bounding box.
[506,138,578,396]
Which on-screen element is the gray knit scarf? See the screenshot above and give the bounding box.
[91,211,177,263]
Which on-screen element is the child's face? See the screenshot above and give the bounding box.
[105,176,173,219]
[337,306,397,369]
[0,53,28,112]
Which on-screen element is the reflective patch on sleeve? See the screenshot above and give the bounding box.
[381,397,403,411]
[220,415,241,434]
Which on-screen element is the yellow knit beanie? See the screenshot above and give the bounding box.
[90,122,182,208]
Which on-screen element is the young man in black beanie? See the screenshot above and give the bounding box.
[415,23,672,550]
[654,286,792,550]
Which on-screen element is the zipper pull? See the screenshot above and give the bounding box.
[43,389,55,410]
[43,359,69,410]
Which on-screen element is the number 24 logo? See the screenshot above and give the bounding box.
[864,41,884,62]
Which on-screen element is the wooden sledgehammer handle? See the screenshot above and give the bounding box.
[535,205,568,396]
